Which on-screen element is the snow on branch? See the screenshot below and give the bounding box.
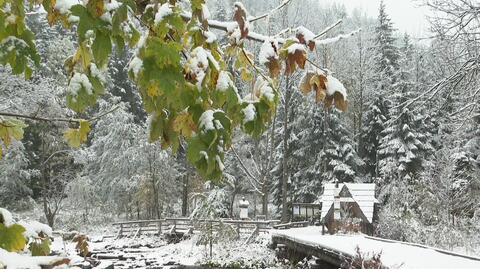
[315,29,361,46]
[249,0,294,22]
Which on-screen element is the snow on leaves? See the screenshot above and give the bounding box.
[259,39,280,78]
[299,70,348,111]
[280,40,307,75]
[0,208,57,260]
[0,0,350,181]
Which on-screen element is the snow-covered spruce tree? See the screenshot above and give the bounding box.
[448,110,480,220]
[377,34,434,200]
[373,0,399,92]
[359,0,398,179]
[322,110,364,183]
[280,100,363,205]
[359,96,389,179]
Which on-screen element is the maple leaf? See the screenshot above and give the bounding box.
[173,112,197,138]
[64,120,91,148]
[0,223,27,252]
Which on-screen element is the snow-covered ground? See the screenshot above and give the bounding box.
[51,232,282,268]
[272,226,480,269]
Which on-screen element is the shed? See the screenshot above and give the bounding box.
[320,183,379,235]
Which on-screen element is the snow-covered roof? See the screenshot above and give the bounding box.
[320,183,378,223]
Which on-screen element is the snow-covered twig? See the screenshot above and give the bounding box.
[249,0,294,23]
[313,19,343,39]
[315,29,361,46]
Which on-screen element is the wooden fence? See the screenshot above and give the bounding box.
[112,218,282,238]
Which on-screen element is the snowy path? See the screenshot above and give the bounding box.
[271,226,480,269]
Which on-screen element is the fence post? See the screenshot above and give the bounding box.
[158,220,162,235]
[119,224,123,238]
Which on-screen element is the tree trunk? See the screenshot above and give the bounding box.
[181,175,189,216]
[281,78,291,223]
[261,176,268,217]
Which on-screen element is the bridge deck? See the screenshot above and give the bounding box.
[271,226,480,269]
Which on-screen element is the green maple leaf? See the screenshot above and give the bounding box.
[0,223,27,252]
[64,120,91,148]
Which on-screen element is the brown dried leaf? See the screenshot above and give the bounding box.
[324,95,334,108]
[310,74,327,92]
[296,33,306,45]
[266,58,281,78]
[333,91,348,111]
[285,49,306,75]
[299,72,315,95]
[316,88,327,103]
[308,41,316,51]
[233,3,249,39]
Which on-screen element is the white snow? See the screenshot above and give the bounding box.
[0,208,14,227]
[18,220,53,238]
[68,73,93,97]
[203,30,217,43]
[0,249,67,269]
[90,63,105,83]
[186,47,210,89]
[255,77,275,102]
[199,110,215,131]
[272,227,480,269]
[287,43,306,54]
[326,75,347,98]
[128,57,143,76]
[105,0,121,12]
[216,71,233,92]
[54,0,78,15]
[242,103,256,123]
[154,3,173,25]
[296,26,315,43]
[259,39,279,65]
[315,29,360,46]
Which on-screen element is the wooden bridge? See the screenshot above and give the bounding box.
[271,226,480,269]
[112,217,283,239]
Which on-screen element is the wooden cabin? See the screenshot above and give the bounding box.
[320,183,378,235]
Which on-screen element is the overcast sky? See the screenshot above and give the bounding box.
[321,0,430,38]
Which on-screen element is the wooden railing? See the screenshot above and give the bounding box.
[272,221,310,230]
[111,217,281,238]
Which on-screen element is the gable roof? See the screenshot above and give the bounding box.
[320,183,378,223]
